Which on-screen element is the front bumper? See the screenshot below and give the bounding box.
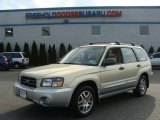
[14,82,74,107]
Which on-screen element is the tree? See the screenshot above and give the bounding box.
[14,42,20,52]
[23,42,30,59]
[39,43,47,65]
[148,46,154,55]
[157,47,160,52]
[31,41,39,66]
[48,45,53,64]
[6,42,12,52]
[48,44,57,64]
[52,44,57,63]
[59,43,66,58]
[67,44,72,52]
[0,42,4,53]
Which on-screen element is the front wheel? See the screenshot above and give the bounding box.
[70,86,96,117]
[133,76,148,97]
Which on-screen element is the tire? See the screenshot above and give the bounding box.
[14,63,20,69]
[70,86,96,117]
[133,76,148,97]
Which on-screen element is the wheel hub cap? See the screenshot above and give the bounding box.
[78,90,93,114]
[139,79,147,94]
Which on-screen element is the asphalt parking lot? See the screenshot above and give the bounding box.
[0,69,160,120]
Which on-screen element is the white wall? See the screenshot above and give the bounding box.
[0,7,160,52]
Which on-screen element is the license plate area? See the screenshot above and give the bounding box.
[20,89,27,99]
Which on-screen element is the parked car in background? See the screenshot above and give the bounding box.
[149,52,160,66]
[0,55,10,70]
[0,53,13,68]
[2,52,29,69]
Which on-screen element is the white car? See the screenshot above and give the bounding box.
[2,52,29,68]
[150,52,160,66]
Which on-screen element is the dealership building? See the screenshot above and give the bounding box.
[0,6,160,51]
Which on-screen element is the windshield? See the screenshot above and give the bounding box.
[59,46,105,66]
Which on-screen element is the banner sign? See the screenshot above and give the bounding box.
[26,10,122,19]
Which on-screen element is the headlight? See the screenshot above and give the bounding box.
[41,77,64,87]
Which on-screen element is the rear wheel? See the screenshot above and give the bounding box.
[133,75,148,97]
[70,86,96,117]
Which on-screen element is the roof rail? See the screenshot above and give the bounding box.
[130,43,135,46]
[89,42,136,46]
[115,41,120,45]
[89,42,111,45]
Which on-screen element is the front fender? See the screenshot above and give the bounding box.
[70,73,101,89]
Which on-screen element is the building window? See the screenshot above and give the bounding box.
[140,26,149,35]
[5,28,13,37]
[42,27,50,36]
[92,26,101,35]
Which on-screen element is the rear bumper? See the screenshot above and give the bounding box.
[14,82,74,107]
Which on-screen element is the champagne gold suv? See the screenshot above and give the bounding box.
[14,42,152,117]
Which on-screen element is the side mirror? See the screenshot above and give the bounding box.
[102,58,116,67]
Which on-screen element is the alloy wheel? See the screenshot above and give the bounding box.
[78,90,94,114]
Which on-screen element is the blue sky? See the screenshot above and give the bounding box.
[0,0,160,10]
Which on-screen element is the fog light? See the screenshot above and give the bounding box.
[39,97,50,106]
[44,97,49,104]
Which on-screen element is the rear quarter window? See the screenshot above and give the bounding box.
[13,53,22,58]
[134,48,148,61]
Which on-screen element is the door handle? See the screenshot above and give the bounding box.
[137,64,141,67]
[119,67,125,70]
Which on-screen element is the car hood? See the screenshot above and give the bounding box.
[20,64,100,79]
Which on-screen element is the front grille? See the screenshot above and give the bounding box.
[20,76,36,88]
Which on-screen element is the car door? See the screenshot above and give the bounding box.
[120,47,139,87]
[100,47,127,95]
[12,53,22,63]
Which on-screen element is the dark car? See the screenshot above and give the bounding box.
[0,53,13,68]
[0,55,10,70]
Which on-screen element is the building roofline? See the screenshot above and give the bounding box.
[0,6,160,12]
[1,21,160,27]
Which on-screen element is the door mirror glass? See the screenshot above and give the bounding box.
[102,58,116,66]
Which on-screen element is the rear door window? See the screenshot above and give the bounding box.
[121,48,137,63]
[13,53,22,58]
